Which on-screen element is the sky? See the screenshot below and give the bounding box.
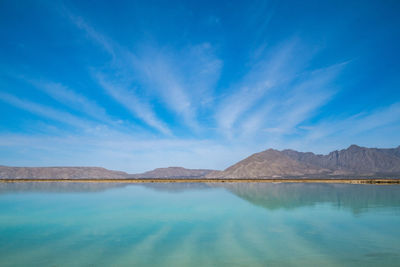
[0,0,400,173]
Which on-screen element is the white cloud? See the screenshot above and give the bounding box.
[61,9,173,135]
[304,102,400,142]
[65,10,115,57]
[30,79,113,124]
[131,50,198,130]
[129,43,222,132]
[0,92,92,129]
[215,39,320,137]
[64,9,224,133]
[95,73,171,135]
[261,65,340,135]
[216,85,270,137]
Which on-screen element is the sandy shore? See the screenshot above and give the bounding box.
[0,178,399,184]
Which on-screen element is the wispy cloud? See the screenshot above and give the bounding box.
[304,102,400,142]
[61,10,174,134]
[63,7,222,133]
[131,48,198,130]
[0,92,91,129]
[260,64,343,135]
[215,40,307,136]
[64,9,115,57]
[215,39,343,140]
[216,85,269,137]
[130,44,222,131]
[240,104,275,137]
[95,73,171,135]
[29,79,113,124]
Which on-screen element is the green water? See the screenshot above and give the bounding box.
[0,182,399,266]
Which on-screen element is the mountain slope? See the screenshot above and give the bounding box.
[207,145,400,178]
[282,145,400,174]
[1,145,399,179]
[131,167,214,178]
[0,166,129,179]
[206,149,329,178]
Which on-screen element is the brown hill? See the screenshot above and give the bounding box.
[206,149,329,178]
[282,145,400,174]
[0,166,129,179]
[0,166,215,179]
[1,145,399,179]
[207,145,400,178]
[131,167,214,178]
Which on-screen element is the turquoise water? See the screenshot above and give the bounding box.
[0,182,400,266]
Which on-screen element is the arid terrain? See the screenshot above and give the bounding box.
[1,145,400,180]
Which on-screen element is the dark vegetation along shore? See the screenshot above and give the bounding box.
[1,145,400,183]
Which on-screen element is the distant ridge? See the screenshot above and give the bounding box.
[130,167,214,178]
[0,166,214,179]
[0,166,129,179]
[206,145,400,178]
[206,149,329,178]
[1,145,400,179]
[281,145,400,174]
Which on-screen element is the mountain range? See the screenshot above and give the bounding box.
[0,166,213,179]
[0,166,129,179]
[130,167,214,178]
[1,145,399,179]
[206,145,400,178]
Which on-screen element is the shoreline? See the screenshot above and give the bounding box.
[0,178,399,184]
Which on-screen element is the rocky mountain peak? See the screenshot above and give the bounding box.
[347,144,363,151]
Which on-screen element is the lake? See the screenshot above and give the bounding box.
[0,182,399,266]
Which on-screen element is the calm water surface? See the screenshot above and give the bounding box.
[0,182,399,266]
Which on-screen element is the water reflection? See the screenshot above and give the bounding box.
[217,183,400,214]
[0,182,127,193]
[1,182,399,214]
[0,182,208,193]
[142,182,209,192]
[1,181,400,266]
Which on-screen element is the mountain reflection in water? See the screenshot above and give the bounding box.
[218,183,400,214]
[1,181,399,214]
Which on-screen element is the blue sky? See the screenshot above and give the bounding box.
[1,0,400,172]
